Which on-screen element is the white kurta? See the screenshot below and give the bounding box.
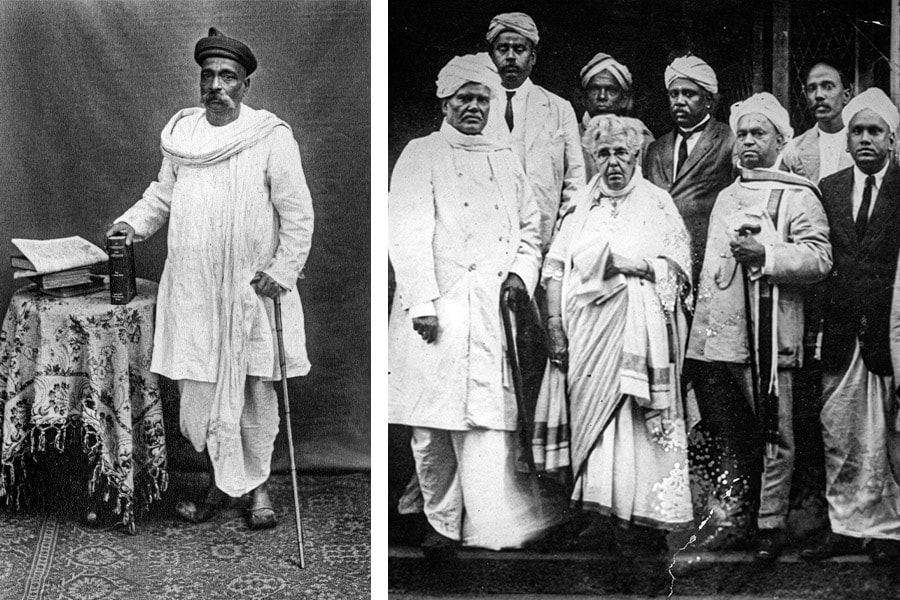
[119,106,313,382]
[388,122,542,431]
[117,105,314,496]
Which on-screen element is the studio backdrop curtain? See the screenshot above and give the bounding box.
[0,0,370,471]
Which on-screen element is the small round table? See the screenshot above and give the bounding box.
[0,279,167,531]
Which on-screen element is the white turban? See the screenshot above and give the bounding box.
[580,52,632,90]
[665,55,718,95]
[842,87,900,133]
[728,92,794,141]
[486,12,539,46]
[435,53,501,99]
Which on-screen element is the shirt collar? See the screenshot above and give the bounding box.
[504,77,533,100]
[679,114,711,136]
[816,124,846,139]
[853,161,889,188]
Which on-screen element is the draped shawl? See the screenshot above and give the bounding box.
[541,168,694,475]
[160,106,290,475]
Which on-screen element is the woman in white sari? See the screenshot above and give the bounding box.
[539,114,697,555]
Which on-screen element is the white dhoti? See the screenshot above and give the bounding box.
[397,427,566,550]
[821,341,900,540]
[178,378,279,497]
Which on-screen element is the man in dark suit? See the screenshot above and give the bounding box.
[802,88,900,565]
[645,54,735,289]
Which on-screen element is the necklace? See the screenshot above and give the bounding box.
[608,197,622,218]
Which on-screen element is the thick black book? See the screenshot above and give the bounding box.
[106,234,136,305]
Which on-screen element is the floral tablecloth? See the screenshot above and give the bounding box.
[0,279,167,526]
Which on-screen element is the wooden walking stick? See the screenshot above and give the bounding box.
[273,294,306,568]
[500,289,542,497]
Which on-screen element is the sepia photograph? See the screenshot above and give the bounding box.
[387,0,900,598]
[0,1,370,599]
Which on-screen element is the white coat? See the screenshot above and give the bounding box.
[388,122,542,431]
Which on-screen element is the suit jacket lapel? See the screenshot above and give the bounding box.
[830,169,857,249]
[798,129,820,183]
[524,88,550,152]
[861,165,900,248]
[654,130,676,188]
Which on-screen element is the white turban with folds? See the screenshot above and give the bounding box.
[729,92,794,142]
[665,55,718,95]
[486,12,539,46]
[435,53,502,99]
[580,52,632,90]
[842,87,900,133]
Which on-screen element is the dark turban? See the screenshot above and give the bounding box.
[194,27,257,75]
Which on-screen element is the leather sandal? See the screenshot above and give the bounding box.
[245,506,277,530]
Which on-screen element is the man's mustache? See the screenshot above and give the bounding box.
[203,92,230,103]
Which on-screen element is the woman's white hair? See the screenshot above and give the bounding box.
[582,114,645,157]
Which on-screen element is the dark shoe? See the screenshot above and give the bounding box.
[867,539,900,566]
[799,532,863,561]
[697,526,758,552]
[755,529,788,563]
[176,485,227,524]
[421,526,459,561]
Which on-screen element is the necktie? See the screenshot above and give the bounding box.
[675,130,695,177]
[505,91,515,132]
[855,174,876,242]
[674,121,708,177]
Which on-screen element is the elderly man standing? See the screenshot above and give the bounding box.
[645,55,735,289]
[805,89,900,565]
[577,52,654,181]
[782,59,854,184]
[687,93,832,557]
[107,28,314,529]
[389,55,561,557]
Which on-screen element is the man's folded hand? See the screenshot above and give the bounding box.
[500,273,529,311]
[412,316,439,343]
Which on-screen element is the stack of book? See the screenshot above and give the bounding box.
[11,236,108,297]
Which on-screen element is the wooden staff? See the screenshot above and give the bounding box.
[274,295,306,568]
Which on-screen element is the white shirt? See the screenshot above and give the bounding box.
[817,126,847,180]
[852,161,889,220]
[502,78,533,159]
[503,77,533,132]
[672,114,711,180]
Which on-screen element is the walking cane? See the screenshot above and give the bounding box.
[738,224,778,460]
[273,295,306,569]
[738,225,762,420]
[500,289,542,497]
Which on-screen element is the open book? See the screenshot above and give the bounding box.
[10,236,108,278]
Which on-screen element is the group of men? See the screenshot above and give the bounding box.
[389,10,900,566]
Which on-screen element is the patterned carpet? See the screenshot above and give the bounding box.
[0,471,370,600]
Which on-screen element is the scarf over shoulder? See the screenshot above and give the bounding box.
[161,106,290,487]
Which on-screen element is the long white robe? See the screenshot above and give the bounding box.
[539,170,695,529]
[117,105,314,496]
[388,121,542,431]
[390,121,561,548]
